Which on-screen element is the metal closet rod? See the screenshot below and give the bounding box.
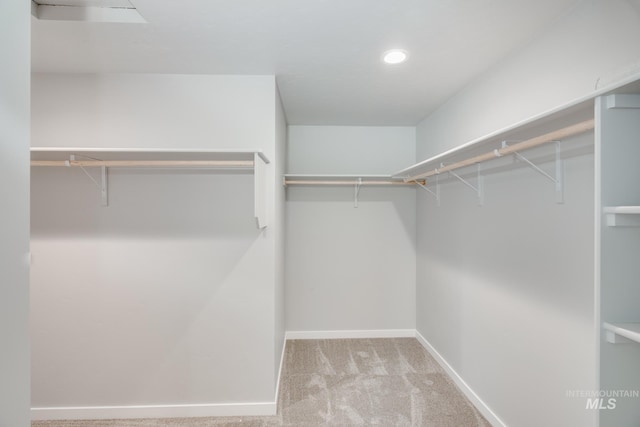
[284,180,423,186]
[403,119,595,182]
[31,160,255,167]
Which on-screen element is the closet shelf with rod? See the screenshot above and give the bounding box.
[30,147,271,229]
[283,174,423,208]
[283,174,423,186]
[392,118,595,205]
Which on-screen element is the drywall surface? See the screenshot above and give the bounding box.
[0,1,30,426]
[273,86,287,380]
[413,2,639,425]
[416,133,596,426]
[31,74,282,414]
[286,126,416,332]
[416,0,640,160]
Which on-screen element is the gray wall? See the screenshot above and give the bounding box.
[417,0,640,160]
[0,1,30,426]
[274,86,287,379]
[30,74,284,417]
[286,126,416,333]
[416,137,596,427]
[415,1,640,426]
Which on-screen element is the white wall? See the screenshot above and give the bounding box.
[273,86,287,379]
[414,1,640,426]
[0,1,31,426]
[417,136,596,427]
[417,0,640,160]
[30,74,284,418]
[286,126,416,333]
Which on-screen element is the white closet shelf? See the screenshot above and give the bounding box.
[603,206,640,227]
[393,119,594,183]
[284,174,421,186]
[30,147,270,166]
[31,147,270,229]
[603,322,640,344]
[393,73,640,183]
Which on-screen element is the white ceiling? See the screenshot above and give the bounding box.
[31,0,583,125]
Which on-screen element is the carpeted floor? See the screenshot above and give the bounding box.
[32,338,490,426]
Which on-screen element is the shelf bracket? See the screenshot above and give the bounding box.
[605,330,635,344]
[354,178,362,208]
[254,152,267,229]
[414,175,440,207]
[504,141,564,204]
[101,166,108,207]
[73,155,109,207]
[447,163,484,206]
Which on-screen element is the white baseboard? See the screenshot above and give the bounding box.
[285,329,416,340]
[33,339,291,422]
[32,331,499,424]
[31,401,276,421]
[274,334,287,403]
[415,330,506,427]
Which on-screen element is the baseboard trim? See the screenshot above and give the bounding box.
[32,331,499,424]
[32,340,289,421]
[415,330,506,427]
[285,329,416,340]
[274,334,287,403]
[31,401,276,421]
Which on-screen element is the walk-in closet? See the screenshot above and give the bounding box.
[3,1,640,426]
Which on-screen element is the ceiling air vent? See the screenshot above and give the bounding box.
[31,0,146,23]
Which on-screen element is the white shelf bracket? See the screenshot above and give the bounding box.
[101,166,108,207]
[74,155,109,207]
[415,178,440,207]
[447,163,483,206]
[605,330,634,344]
[354,178,362,208]
[504,141,564,204]
[254,152,267,229]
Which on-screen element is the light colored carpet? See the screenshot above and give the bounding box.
[33,338,490,426]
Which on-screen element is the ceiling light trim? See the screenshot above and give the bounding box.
[382,49,409,65]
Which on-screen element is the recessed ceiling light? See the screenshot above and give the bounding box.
[383,49,408,65]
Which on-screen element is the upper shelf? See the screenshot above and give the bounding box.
[393,73,640,183]
[31,147,271,229]
[31,147,270,167]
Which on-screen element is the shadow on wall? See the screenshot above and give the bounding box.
[417,136,595,318]
[30,167,273,406]
[286,185,416,245]
[31,168,261,238]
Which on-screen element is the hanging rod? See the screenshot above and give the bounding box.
[284,179,421,186]
[31,160,254,168]
[402,119,595,182]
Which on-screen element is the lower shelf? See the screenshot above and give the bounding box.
[603,322,640,344]
[604,206,640,227]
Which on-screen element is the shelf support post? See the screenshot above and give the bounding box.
[354,177,362,208]
[254,152,267,229]
[477,163,484,207]
[415,180,440,207]
[447,163,483,206]
[101,166,108,207]
[503,141,564,204]
[555,141,564,204]
[73,155,109,207]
